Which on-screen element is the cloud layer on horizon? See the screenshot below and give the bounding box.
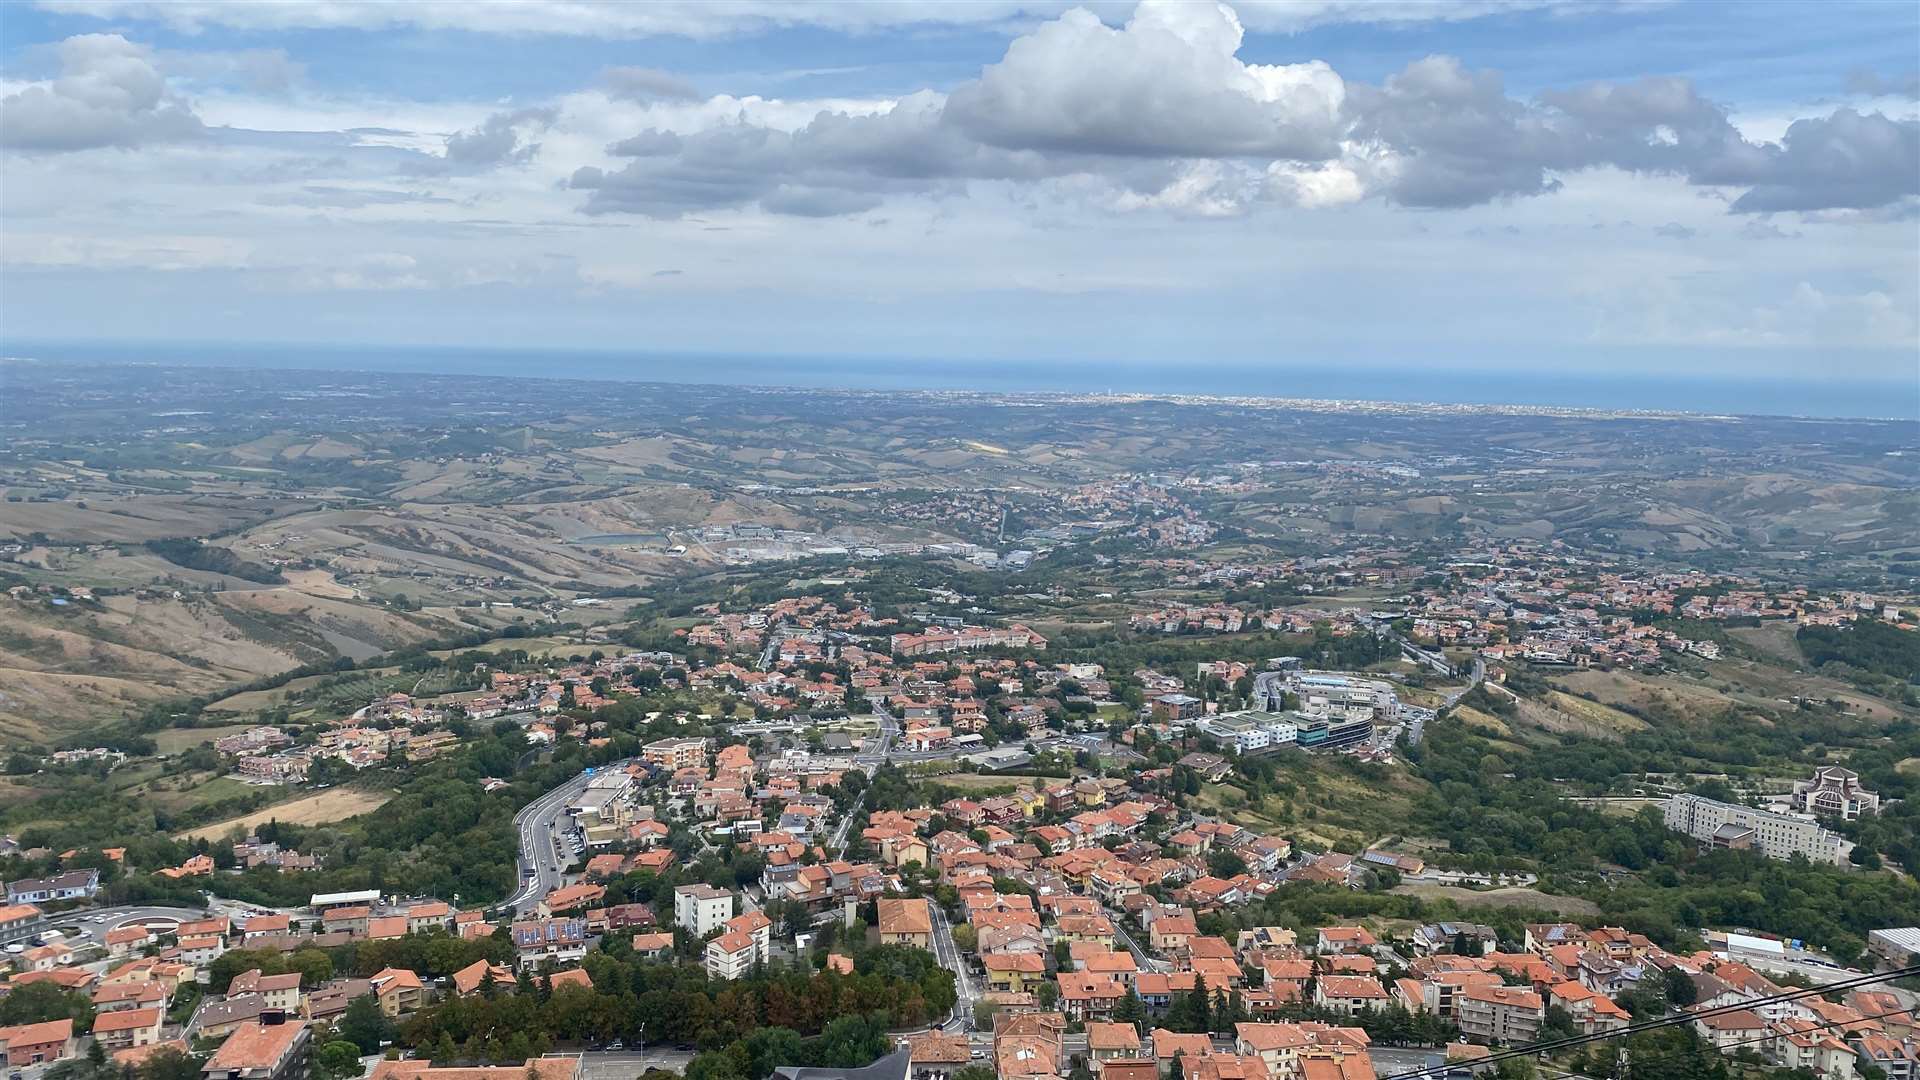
[2,0,1916,374]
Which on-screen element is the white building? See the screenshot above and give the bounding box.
[674,884,734,936]
[1791,767,1879,820]
[704,930,758,980]
[1200,711,1299,753]
[1290,672,1400,724]
[1664,793,1848,865]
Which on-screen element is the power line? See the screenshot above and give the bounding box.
[1379,962,1920,1079]
[1561,999,1920,1079]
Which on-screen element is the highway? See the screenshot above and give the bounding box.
[508,766,608,914]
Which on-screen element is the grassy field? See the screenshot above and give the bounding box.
[174,787,394,841]
[430,637,581,660]
[1450,703,1512,736]
[1552,668,1735,722]
[1391,882,1600,917]
[1195,761,1430,850]
[929,772,1034,795]
[146,774,257,813]
[1541,690,1648,734]
[1726,622,1806,666]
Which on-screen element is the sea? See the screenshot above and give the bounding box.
[6,340,1917,421]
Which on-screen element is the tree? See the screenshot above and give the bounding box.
[339,994,393,1056]
[1036,982,1059,1010]
[0,981,95,1033]
[1114,988,1147,1033]
[1206,849,1246,879]
[137,1048,203,1080]
[950,1068,996,1080]
[316,1041,364,1080]
[88,1040,107,1067]
[1172,974,1209,1033]
[1664,967,1698,1006]
[1210,989,1243,1033]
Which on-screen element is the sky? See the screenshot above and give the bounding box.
[1,0,1917,390]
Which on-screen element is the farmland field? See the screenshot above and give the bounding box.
[174,786,395,841]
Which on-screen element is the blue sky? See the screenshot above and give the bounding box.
[1,0,1916,391]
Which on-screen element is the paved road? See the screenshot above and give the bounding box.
[927,903,978,1032]
[509,768,602,914]
[824,707,897,856]
[1368,1046,1451,1078]
[568,1049,696,1079]
[1110,918,1172,974]
[57,904,210,946]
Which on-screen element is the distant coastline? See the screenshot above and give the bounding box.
[4,339,1917,422]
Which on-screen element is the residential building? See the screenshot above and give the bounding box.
[229,971,303,1013]
[726,910,773,964]
[643,738,710,771]
[1693,1009,1767,1053]
[674,885,734,936]
[0,904,46,948]
[1085,1023,1142,1062]
[370,1060,578,1080]
[1312,977,1388,1015]
[201,1019,312,1080]
[984,953,1046,995]
[1233,1023,1311,1076]
[5,870,99,904]
[905,1031,970,1080]
[705,930,758,981]
[369,969,426,1017]
[92,1007,164,1051]
[1853,1032,1918,1080]
[1456,986,1544,1046]
[1153,695,1204,723]
[509,918,588,968]
[877,898,933,948]
[0,1019,74,1067]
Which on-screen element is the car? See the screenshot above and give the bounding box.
[608,1041,624,1051]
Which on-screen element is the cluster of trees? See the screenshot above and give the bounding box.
[400,943,954,1068]
[143,539,286,584]
[1410,717,1920,961]
[47,1047,200,1080]
[206,931,515,990]
[1797,617,1920,691]
[682,1013,896,1080]
[0,981,96,1033]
